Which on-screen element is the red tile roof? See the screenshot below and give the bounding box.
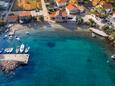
[113,12,115,15]
[62,11,67,16]
[66,4,77,10]
[7,16,18,21]
[50,10,67,17]
[56,0,67,3]
[102,3,112,9]
[19,11,31,17]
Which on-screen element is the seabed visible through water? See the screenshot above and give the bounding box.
[0,31,115,86]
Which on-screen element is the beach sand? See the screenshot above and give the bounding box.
[9,22,91,35]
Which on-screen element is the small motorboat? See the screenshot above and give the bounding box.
[0,48,4,54]
[4,48,13,53]
[20,44,25,53]
[91,33,96,38]
[3,34,8,39]
[9,35,13,40]
[26,32,30,35]
[111,55,115,60]
[7,24,13,28]
[25,46,30,53]
[15,36,21,41]
[16,46,20,53]
[4,34,8,38]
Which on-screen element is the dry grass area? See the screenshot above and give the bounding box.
[12,0,42,11]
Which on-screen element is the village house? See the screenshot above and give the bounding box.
[66,4,80,16]
[7,15,18,23]
[55,0,68,7]
[101,3,113,13]
[18,11,32,24]
[50,10,68,22]
[109,12,115,28]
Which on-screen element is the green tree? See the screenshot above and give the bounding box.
[39,16,44,22]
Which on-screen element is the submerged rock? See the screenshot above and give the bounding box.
[47,42,55,48]
[87,59,92,63]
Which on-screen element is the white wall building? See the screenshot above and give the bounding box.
[66,4,80,16]
[55,0,67,7]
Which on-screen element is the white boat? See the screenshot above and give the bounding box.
[16,46,20,53]
[25,46,30,53]
[20,44,25,53]
[4,48,13,53]
[111,55,115,60]
[4,35,8,38]
[92,33,96,38]
[7,24,13,28]
[26,32,30,35]
[16,36,21,41]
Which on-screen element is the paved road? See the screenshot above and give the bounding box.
[4,0,16,21]
[41,0,50,21]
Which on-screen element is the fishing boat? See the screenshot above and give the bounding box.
[111,55,115,60]
[20,44,25,53]
[25,46,30,53]
[0,48,4,54]
[16,46,20,53]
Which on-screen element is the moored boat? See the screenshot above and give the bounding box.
[92,33,96,38]
[20,44,25,53]
[4,48,13,53]
[25,46,30,53]
[16,46,20,53]
[111,55,115,60]
[16,37,21,41]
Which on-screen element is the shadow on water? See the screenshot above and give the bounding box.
[47,42,56,48]
[87,59,92,63]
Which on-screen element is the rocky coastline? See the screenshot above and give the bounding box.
[0,61,19,73]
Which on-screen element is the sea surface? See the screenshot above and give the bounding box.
[0,32,115,86]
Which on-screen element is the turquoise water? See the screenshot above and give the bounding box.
[0,32,115,86]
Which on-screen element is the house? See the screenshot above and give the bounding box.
[109,12,115,28]
[55,0,68,7]
[50,10,77,22]
[102,3,113,13]
[7,15,18,23]
[50,10,68,22]
[91,0,106,6]
[66,4,80,16]
[18,11,31,24]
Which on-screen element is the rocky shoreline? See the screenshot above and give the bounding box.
[0,61,19,73]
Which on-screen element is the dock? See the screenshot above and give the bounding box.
[89,28,108,37]
[0,54,29,64]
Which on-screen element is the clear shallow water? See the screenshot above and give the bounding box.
[0,32,115,86]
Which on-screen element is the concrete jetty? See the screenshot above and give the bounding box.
[0,54,29,64]
[90,28,108,37]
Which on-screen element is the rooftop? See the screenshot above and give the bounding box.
[50,10,67,17]
[66,4,78,10]
[19,11,31,17]
[56,0,67,3]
